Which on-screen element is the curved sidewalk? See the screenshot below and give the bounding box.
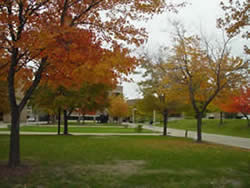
[135,124,250,150]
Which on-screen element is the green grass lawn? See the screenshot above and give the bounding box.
[0,135,249,187]
[0,126,155,133]
[157,119,250,138]
[68,122,119,126]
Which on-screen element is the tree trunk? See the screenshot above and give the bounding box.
[8,108,21,167]
[242,113,250,127]
[47,114,50,124]
[63,110,68,135]
[219,111,223,126]
[118,117,122,125]
[7,48,47,167]
[52,115,56,124]
[196,113,203,142]
[82,115,85,124]
[77,114,80,124]
[163,109,168,136]
[57,108,61,135]
[8,48,21,168]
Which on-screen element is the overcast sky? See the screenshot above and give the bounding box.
[122,0,248,100]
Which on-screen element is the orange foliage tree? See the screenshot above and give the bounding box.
[220,88,250,127]
[165,23,247,142]
[0,0,184,167]
[209,88,239,125]
[108,96,129,124]
[217,0,249,54]
[139,52,185,136]
[30,83,110,134]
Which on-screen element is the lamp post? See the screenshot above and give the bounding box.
[132,108,137,123]
[153,110,156,125]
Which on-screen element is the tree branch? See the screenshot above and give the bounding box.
[70,0,103,26]
[18,57,48,112]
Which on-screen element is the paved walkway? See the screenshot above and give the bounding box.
[0,121,48,128]
[127,123,250,150]
[0,131,161,136]
[1,123,249,150]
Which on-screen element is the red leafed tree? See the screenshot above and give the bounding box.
[221,88,250,127]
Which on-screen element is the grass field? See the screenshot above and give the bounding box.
[0,125,154,133]
[0,135,249,188]
[68,122,120,126]
[157,119,250,138]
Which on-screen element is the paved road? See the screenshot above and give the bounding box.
[128,123,250,150]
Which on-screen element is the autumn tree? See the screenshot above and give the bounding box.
[165,23,247,142]
[208,97,226,126]
[135,95,157,121]
[220,88,250,127]
[30,85,77,134]
[209,88,239,125]
[76,83,110,121]
[29,85,59,123]
[218,0,249,54]
[1,0,181,167]
[61,83,110,134]
[128,100,149,123]
[139,52,184,136]
[108,96,129,124]
[30,82,111,134]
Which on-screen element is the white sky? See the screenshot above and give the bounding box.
[122,0,249,100]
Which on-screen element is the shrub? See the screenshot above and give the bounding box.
[135,124,143,133]
[123,124,129,128]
